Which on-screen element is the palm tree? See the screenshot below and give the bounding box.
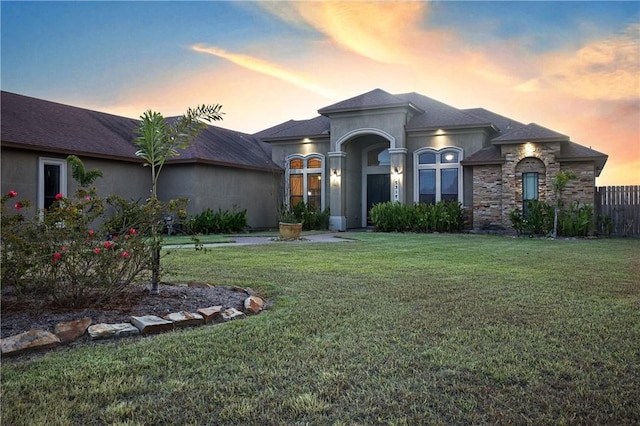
[134,104,223,294]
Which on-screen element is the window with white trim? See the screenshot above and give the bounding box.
[39,157,67,210]
[286,154,324,209]
[414,147,462,204]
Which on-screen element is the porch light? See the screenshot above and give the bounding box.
[302,138,311,143]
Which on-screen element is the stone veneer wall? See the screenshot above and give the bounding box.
[560,162,596,206]
[472,164,503,229]
[500,142,561,227]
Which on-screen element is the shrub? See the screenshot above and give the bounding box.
[559,202,594,237]
[509,208,526,237]
[185,207,247,234]
[510,200,595,237]
[1,190,149,306]
[291,202,330,231]
[370,201,464,233]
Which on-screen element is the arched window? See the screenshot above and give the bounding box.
[414,147,463,204]
[286,154,324,209]
[516,157,545,216]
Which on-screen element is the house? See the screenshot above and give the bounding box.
[1,89,607,232]
[258,88,607,231]
[0,91,282,229]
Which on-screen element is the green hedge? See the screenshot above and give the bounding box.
[185,207,247,234]
[370,201,465,233]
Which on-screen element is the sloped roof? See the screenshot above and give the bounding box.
[1,91,140,160]
[492,123,569,144]
[460,145,504,165]
[255,115,330,141]
[463,108,525,137]
[1,91,280,172]
[318,88,423,115]
[395,92,491,130]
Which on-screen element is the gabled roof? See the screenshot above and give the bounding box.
[492,123,569,144]
[1,91,280,172]
[318,88,423,115]
[256,116,330,141]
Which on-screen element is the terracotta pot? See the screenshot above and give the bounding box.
[278,222,302,240]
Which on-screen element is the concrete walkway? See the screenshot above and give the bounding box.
[165,233,355,249]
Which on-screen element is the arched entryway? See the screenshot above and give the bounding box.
[363,144,391,226]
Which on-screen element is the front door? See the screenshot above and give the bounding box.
[367,174,390,225]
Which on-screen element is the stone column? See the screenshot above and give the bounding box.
[328,151,347,231]
[389,148,407,204]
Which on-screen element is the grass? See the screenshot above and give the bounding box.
[2,233,639,425]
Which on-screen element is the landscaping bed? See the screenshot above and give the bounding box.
[1,283,248,343]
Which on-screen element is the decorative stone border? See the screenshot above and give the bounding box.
[0,294,266,357]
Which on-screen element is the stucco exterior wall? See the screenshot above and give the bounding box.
[159,164,281,229]
[1,148,149,208]
[1,148,40,203]
[329,110,408,152]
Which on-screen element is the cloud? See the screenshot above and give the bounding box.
[260,1,438,65]
[191,44,340,100]
[515,23,640,101]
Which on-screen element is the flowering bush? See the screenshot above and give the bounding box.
[1,188,150,307]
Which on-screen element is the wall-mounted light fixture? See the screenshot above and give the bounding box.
[332,168,340,177]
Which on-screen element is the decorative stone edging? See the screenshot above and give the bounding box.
[0,293,266,357]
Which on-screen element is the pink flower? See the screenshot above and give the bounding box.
[14,202,23,211]
[52,252,62,263]
[121,251,131,259]
[85,196,91,201]
[124,235,130,240]
[104,241,115,249]
[55,193,64,201]
[61,246,67,251]
[88,230,95,236]
[93,248,101,254]
[7,190,17,198]
[128,228,137,236]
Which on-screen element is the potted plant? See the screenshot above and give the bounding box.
[278,209,302,240]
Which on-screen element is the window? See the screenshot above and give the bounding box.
[522,172,539,216]
[414,148,462,204]
[286,154,324,209]
[39,157,67,210]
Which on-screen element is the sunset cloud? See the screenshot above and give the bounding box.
[515,23,640,101]
[191,44,340,99]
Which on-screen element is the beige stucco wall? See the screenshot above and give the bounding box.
[1,148,149,210]
[1,148,40,204]
[159,164,281,229]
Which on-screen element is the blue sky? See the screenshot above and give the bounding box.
[1,1,638,184]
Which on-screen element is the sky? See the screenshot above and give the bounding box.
[1,1,638,185]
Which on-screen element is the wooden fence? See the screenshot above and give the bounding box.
[594,186,640,237]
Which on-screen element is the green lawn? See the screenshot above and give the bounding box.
[2,233,639,425]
